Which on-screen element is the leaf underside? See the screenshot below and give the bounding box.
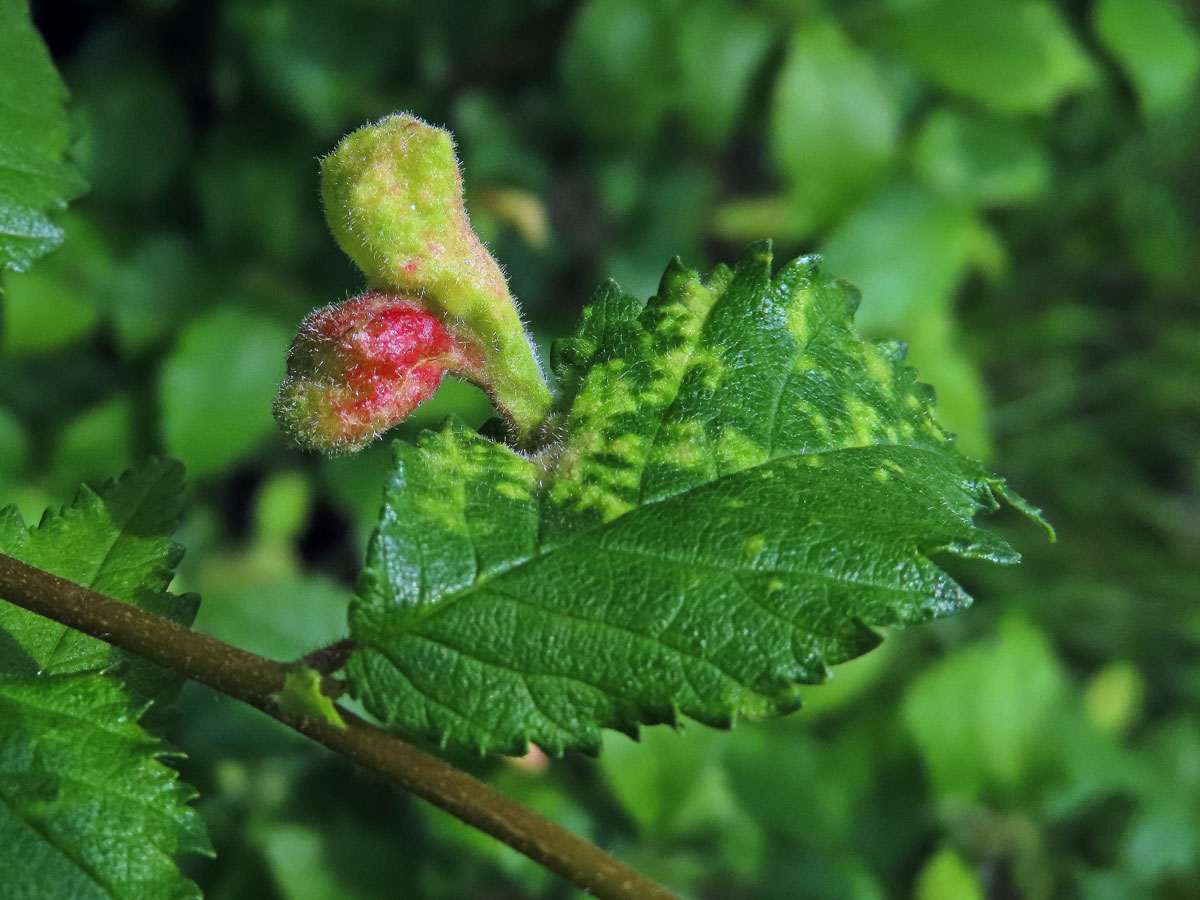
[347,244,1046,755]
[0,0,87,272]
[0,460,210,899]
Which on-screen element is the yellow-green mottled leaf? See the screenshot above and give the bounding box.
[346,245,1047,754]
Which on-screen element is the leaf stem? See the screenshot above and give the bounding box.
[0,552,683,900]
[297,637,357,675]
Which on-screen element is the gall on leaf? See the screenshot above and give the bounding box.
[319,113,553,441]
[273,291,484,453]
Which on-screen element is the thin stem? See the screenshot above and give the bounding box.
[297,638,357,676]
[0,553,683,900]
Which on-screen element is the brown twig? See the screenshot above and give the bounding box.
[0,552,684,900]
[297,637,357,675]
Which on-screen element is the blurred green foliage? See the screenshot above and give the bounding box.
[3,0,1199,897]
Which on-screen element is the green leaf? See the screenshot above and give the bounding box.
[0,458,198,702]
[0,459,210,898]
[561,0,771,148]
[770,19,900,233]
[820,183,1005,456]
[561,0,674,142]
[346,246,1046,755]
[0,0,87,272]
[1095,0,1200,117]
[73,47,189,207]
[0,406,28,490]
[675,0,772,146]
[1,215,102,354]
[915,848,985,900]
[903,616,1118,807]
[912,110,1050,208]
[877,0,1096,114]
[161,307,292,479]
[0,674,210,900]
[600,726,764,878]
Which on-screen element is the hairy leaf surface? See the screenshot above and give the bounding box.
[0,460,210,898]
[347,245,1046,754]
[0,0,87,271]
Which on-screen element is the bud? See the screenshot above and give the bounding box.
[319,113,552,441]
[273,292,482,453]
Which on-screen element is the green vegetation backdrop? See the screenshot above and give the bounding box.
[3,0,1199,897]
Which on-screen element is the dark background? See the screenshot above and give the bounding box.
[5,0,1200,897]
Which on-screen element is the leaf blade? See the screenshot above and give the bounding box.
[0,458,198,701]
[0,673,209,900]
[348,248,1046,754]
[0,0,87,272]
[0,460,211,898]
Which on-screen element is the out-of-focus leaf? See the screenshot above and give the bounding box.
[253,470,311,546]
[1116,177,1190,284]
[0,212,108,354]
[0,0,86,272]
[561,0,674,142]
[793,638,897,721]
[878,0,1096,114]
[915,848,984,900]
[223,0,393,137]
[759,849,884,900]
[160,307,291,478]
[49,397,134,497]
[103,234,206,351]
[904,617,1125,810]
[453,93,548,189]
[770,19,899,233]
[193,568,348,662]
[600,727,764,877]
[711,194,798,243]
[0,408,26,488]
[1084,661,1146,737]
[195,123,312,262]
[676,0,773,146]
[1095,0,1200,117]
[820,186,1004,325]
[913,111,1050,207]
[471,186,551,249]
[1120,722,1200,883]
[602,163,715,300]
[73,47,188,205]
[2,210,204,354]
[905,616,1062,803]
[257,823,346,900]
[725,723,876,850]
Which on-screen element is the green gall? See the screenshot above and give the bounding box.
[320,113,552,442]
